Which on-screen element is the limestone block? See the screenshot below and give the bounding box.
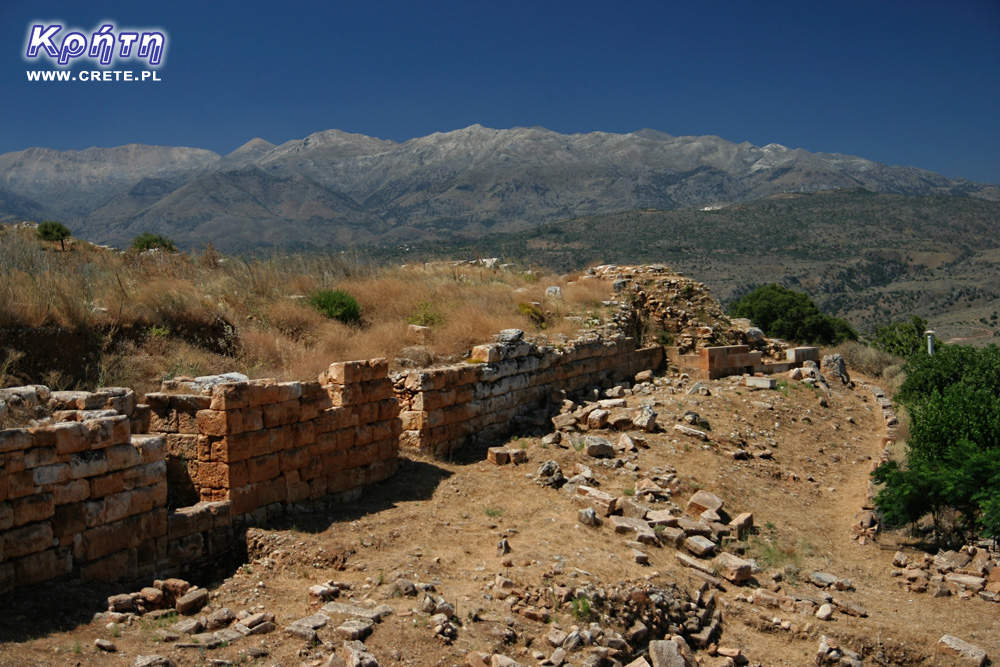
[936,635,987,666]
[686,490,724,516]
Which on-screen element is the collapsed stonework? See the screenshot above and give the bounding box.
[1,264,825,592]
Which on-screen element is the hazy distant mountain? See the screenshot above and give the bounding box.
[0,126,996,250]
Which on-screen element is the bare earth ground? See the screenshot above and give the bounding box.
[2,369,998,667]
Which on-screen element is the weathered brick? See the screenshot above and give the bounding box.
[132,434,166,463]
[8,470,37,499]
[80,549,131,581]
[209,383,250,411]
[263,400,301,428]
[196,410,234,437]
[23,446,58,469]
[0,501,13,530]
[169,532,204,566]
[0,428,32,453]
[4,450,25,473]
[52,422,90,454]
[69,449,108,479]
[149,408,179,433]
[52,502,86,536]
[103,490,133,523]
[247,380,281,406]
[105,443,142,471]
[4,522,54,558]
[33,463,70,486]
[228,461,249,487]
[13,492,54,526]
[79,521,129,560]
[13,547,72,584]
[247,454,280,483]
[50,479,90,505]
[197,461,230,489]
[168,503,213,538]
[89,471,126,498]
[123,461,165,489]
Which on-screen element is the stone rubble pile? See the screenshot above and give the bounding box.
[473,575,742,667]
[892,545,1000,602]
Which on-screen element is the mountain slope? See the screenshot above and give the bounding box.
[0,126,997,250]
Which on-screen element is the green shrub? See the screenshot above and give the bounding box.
[132,232,177,252]
[36,221,72,250]
[407,300,444,327]
[873,344,1000,541]
[871,315,928,358]
[517,302,545,327]
[309,289,361,324]
[727,284,857,345]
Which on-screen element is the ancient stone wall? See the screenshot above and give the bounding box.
[0,361,401,591]
[2,263,797,590]
[395,331,664,454]
[0,413,167,591]
[667,345,818,380]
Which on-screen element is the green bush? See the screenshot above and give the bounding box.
[309,289,361,324]
[132,232,177,252]
[407,301,444,327]
[727,284,857,345]
[871,315,927,358]
[36,221,71,250]
[873,344,1000,541]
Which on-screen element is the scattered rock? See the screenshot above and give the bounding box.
[937,635,988,666]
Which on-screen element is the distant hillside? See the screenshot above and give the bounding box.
[0,126,997,250]
[371,190,1000,343]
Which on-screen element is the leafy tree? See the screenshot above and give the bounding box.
[132,232,177,252]
[873,344,1000,541]
[308,289,361,325]
[36,221,71,250]
[726,284,857,345]
[871,315,927,358]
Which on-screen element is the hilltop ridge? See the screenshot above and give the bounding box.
[1,126,997,251]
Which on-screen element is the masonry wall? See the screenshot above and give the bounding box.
[395,332,664,454]
[0,415,167,591]
[667,345,820,380]
[0,360,401,591]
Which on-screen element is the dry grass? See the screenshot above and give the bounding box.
[0,226,613,391]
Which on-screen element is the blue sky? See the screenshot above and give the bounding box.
[1,1,998,183]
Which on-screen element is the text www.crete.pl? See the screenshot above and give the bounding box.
[26,70,162,82]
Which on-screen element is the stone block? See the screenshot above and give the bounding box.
[684,535,716,558]
[52,422,91,454]
[81,549,131,581]
[132,435,166,464]
[936,635,987,666]
[13,492,54,526]
[209,383,250,411]
[263,400,301,428]
[0,428,31,454]
[686,490,724,516]
[52,479,90,505]
[745,376,776,389]
[79,521,129,560]
[487,447,510,465]
[32,463,70,486]
[4,522,55,558]
[715,552,752,583]
[247,453,281,483]
[105,443,143,471]
[69,449,109,479]
[12,547,72,584]
[89,470,125,498]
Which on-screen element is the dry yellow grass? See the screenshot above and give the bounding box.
[0,226,614,392]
